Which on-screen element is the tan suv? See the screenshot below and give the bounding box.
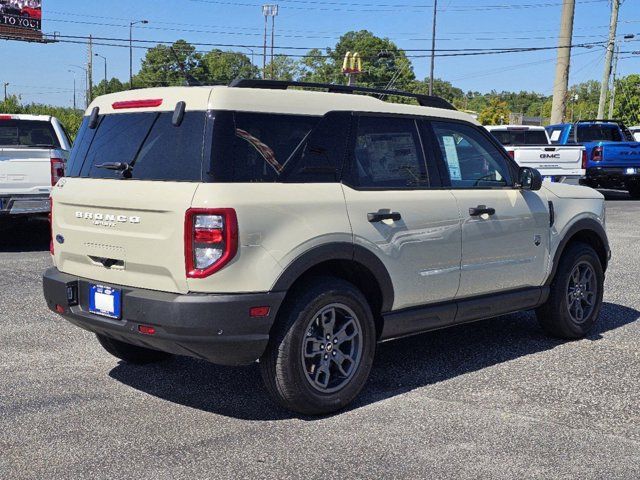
[43,80,610,415]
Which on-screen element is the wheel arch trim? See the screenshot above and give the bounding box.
[271,242,395,313]
[546,218,610,286]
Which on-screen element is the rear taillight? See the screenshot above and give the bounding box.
[507,150,515,160]
[185,208,238,278]
[50,158,65,186]
[582,149,588,169]
[591,146,603,162]
[49,196,54,255]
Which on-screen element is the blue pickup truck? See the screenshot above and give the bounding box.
[546,120,640,198]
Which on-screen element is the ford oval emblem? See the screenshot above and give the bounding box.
[55,234,65,244]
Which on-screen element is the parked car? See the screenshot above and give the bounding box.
[0,114,70,225]
[485,125,585,183]
[628,125,640,142]
[43,80,609,415]
[547,120,640,198]
[21,5,41,19]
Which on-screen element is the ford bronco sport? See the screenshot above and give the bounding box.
[43,80,610,415]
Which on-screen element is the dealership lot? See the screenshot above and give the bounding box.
[1,191,639,480]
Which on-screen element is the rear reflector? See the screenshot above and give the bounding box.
[112,99,163,110]
[250,306,270,318]
[55,304,65,314]
[138,325,156,335]
[507,150,515,160]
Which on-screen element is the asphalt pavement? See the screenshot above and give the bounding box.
[1,191,639,479]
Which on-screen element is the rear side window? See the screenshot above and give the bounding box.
[69,111,206,181]
[348,116,429,189]
[210,112,321,182]
[490,129,548,146]
[0,120,60,148]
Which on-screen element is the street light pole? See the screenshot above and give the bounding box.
[68,70,77,110]
[130,19,149,89]
[69,65,89,109]
[94,53,107,93]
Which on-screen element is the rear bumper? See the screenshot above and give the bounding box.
[42,267,286,366]
[583,166,640,188]
[0,194,50,216]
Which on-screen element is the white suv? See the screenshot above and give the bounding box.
[43,80,610,415]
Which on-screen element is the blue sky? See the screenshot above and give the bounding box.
[2,0,639,107]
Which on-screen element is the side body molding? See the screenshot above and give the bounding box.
[272,242,395,313]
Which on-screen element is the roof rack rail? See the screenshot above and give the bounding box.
[574,119,627,124]
[228,79,457,111]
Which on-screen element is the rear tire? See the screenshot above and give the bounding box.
[536,242,604,339]
[96,334,172,364]
[259,277,376,415]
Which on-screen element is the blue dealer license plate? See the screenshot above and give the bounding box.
[89,284,121,319]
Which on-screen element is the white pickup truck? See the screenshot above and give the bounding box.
[486,125,585,183]
[0,114,71,224]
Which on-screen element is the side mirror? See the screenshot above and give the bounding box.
[519,167,543,191]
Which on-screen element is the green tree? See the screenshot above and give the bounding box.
[297,48,338,83]
[93,78,128,97]
[201,50,260,83]
[134,40,205,88]
[613,74,640,126]
[262,55,300,81]
[478,97,510,125]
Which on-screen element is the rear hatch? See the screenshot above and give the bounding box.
[52,103,208,294]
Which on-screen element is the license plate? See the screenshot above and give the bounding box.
[625,168,637,175]
[543,176,556,182]
[89,284,121,319]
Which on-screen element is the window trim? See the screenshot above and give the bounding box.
[424,117,521,190]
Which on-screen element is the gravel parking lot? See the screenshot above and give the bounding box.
[1,191,639,480]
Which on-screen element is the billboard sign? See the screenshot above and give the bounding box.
[0,0,42,35]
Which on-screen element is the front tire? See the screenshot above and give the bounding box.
[536,242,604,339]
[96,334,172,364]
[260,277,376,415]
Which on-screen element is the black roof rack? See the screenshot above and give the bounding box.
[228,79,457,111]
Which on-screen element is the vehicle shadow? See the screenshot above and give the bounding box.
[599,189,635,201]
[108,302,639,421]
[0,217,50,253]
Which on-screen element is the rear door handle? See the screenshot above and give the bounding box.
[469,205,496,217]
[368,209,402,223]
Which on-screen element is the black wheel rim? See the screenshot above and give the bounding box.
[566,261,597,324]
[301,303,363,394]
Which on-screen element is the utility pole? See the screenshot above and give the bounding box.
[550,0,576,124]
[608,44,619,118]
[3,82,8,102]
[598,0,621,119]
[87,35,94,104]
[429,0,438,96]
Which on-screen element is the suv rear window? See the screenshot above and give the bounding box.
[67,111,206,181]
[490,129,548,146]
[0,120,60,148]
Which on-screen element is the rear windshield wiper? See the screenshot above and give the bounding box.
[95,162,133,176]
